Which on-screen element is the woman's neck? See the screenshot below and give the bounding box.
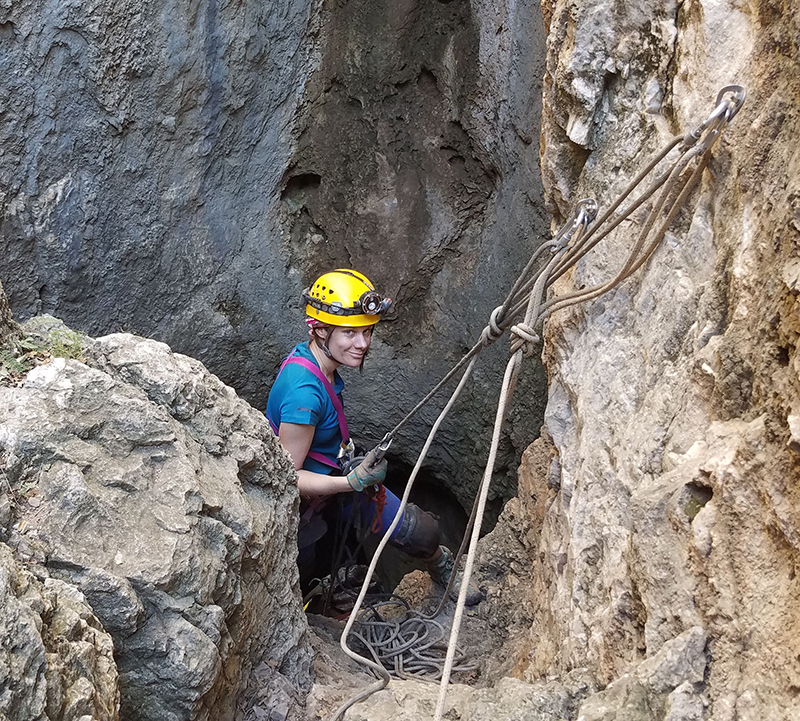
[308,339,339,382]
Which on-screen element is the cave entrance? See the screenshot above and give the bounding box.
[375,455,470,590]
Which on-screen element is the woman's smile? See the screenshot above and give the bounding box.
[328,327,373,367]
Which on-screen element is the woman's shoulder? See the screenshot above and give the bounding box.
[273,360,323,391]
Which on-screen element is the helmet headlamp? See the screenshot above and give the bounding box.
[359,290,384,315]
[302,269,391,327]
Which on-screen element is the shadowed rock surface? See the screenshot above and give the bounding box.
[0,323,310,720]
[0,0,550,513]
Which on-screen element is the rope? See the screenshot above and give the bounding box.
[433,84,746,721]
[369,485,388,534]
[327,84,745,721]
[330,357,479,721]
[435,351,521,717]
[349,603,477,680]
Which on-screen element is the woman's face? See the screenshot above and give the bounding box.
[323,325,374,367]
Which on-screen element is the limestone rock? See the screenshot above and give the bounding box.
[344,676,591,721]
[0,331,310,720]
[0,279,19,345]
[473,434,560,682]
[510,0,800,715]
[576,627,708,721]
[0,542,119,720]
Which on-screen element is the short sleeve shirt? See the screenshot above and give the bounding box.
[266,342,345,475]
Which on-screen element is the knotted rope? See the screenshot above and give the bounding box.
[329,85,746,721]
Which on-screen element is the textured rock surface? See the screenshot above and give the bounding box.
[3,0,798,718]
[0,0,550,511]
[575,627,708,721]
[281,0,550,510]
[0,0,318,403]
[0,327,310,720]
[476,0,800,717]
[339,675,592,721]
[0,542,119,721]
[0,279,18,344]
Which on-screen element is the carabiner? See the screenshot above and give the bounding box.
[715,84,746,122]
[337,438,356,463]
[692,84,747,139]
[575,197,599,225]
[374,434,393,462]
[554,198,599,249]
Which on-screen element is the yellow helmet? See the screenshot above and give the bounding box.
[303,269,392,327]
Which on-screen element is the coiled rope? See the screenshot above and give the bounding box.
[348,600,477,680]
[329,85,746,721]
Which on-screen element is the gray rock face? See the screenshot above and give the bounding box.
[0,279,18,344]
[0,0,318,400]
[475,0,800,717]
[283,0,552,513]
[0,330,310,720]
[576,627,708,721]
[0,0,549,512]
[341,676,592,721]
[0,542,119,720]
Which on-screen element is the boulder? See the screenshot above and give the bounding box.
[0,542,118,721]
[0,328,310,720]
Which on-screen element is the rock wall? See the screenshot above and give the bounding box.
[0,0,317,402]
[0,543,119,720]
[481,0,800,717]
[0,0,550,509]
[0,321,310,720]
[0,279,18,343]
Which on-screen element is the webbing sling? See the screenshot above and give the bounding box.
[267,348,350,470]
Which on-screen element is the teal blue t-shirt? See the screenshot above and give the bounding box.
[266,342,345,475]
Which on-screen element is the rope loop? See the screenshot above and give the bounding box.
[334,84,747,721]
[479,305,505,346]
[509,323,539,356]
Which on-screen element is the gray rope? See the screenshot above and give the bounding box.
[349,604,477,680]
[330,85,746,721]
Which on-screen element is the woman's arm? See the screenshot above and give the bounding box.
[278,422,353,497]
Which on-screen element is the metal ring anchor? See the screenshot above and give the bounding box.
[715,84,747,121]
[690,84,747,140]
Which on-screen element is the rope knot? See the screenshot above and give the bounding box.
[479,306,505,347]
[510,322,539,356]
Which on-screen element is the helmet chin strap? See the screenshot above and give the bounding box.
[318,336,334,359]
[313,327,335,360]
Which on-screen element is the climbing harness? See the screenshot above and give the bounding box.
[267,348,355,470]
[329,85,746,721]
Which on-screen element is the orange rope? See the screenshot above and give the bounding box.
[370,485,387,534]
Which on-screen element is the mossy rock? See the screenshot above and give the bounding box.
[0,315,87,385]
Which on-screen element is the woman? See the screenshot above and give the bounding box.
[266,269,480,604]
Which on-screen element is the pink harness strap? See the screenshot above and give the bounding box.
[267,417,338,469]
[278,353,350,441]
[268,349,350,470]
